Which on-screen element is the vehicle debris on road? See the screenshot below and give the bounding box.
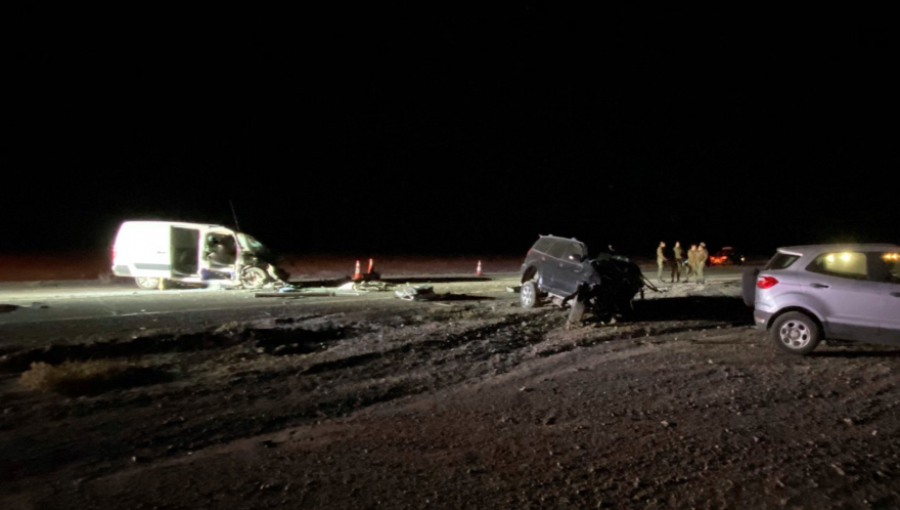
[394,285,437,301]
[254,279,396,299]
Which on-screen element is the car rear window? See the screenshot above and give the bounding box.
[764,252,800,271]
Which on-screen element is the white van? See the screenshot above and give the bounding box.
[111,221,284,290]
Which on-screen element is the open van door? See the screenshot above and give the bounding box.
[171,226,200,276]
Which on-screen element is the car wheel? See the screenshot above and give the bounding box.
[520,281,540,308]
[742,268,759,307]
[771,312,821,355]
[240,267,269,289]
[135,277,160,290]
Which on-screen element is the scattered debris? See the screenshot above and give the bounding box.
[395,285,437,301]
[340,281,393,292]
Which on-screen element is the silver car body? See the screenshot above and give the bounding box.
[754,244,900,345]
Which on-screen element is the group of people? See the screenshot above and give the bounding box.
[656,241,708,284]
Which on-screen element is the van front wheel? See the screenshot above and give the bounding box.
[135,277,161,290]
[240,267,269,289]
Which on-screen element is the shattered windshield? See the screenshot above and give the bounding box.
[237,234,270,256]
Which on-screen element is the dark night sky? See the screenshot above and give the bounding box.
[7,13,898,258]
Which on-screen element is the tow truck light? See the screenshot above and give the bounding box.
[757,276,779,289]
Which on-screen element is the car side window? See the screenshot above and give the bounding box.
[561,243,585,262]
[533,238,553,254]
[546,241,569,260]
[806,252,868,281]
[881,252,900,283]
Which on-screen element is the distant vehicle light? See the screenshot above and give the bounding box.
[826,254,835,263]
[841,253,852,262]
[757,276,779,289]
[884,253,900,261]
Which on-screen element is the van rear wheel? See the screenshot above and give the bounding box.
[135,277,161,290]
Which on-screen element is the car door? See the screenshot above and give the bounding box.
[555,242,586,296]
[803,251,883,342]
[541,240,569,295]
[873,251,900,344]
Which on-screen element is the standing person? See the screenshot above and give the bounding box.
[695,242,709,284]
[684,244,698,282]
[656,241,668,284]
[671,241,683,283]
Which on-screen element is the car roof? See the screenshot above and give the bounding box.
[122,220,229,230]
[539,234,585,244]
[778,244,900,256]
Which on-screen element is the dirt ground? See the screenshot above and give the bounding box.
[2,279,900,509]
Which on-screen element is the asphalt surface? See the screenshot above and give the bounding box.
[0,267,749,349]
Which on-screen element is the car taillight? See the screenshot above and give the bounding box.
[757,276,779,289]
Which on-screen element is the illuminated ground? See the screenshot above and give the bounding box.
[2,265,899,509]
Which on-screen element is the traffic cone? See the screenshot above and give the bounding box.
[352,260,362,280]
[476,260,483,276]
[367,258,374,275]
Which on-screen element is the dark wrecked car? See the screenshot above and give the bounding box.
[519,235,645,323]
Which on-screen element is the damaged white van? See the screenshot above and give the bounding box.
[111,221,286,290]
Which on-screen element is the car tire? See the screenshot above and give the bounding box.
[135,277,161,290]
[520,281,540,309]
[770,312,821,355]
[240,267,269,289]
[742,268,759,307]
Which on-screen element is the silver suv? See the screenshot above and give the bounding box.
[744,244,900,355]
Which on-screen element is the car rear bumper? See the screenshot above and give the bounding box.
[754,308,773,330]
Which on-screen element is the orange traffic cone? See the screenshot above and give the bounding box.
[367,258,374,275]
[476,260,483,276]
[352,260,362,280]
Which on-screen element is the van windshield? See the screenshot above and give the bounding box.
[237,234,270,256]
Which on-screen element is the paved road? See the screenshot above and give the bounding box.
[0,266,751,349]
